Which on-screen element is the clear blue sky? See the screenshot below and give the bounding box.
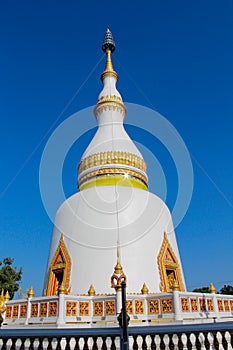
[0,0,232,296]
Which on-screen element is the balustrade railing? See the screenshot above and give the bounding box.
[1,322,233,350]
[3,291,233,327]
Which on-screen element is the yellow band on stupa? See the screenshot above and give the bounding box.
[79,175,148,191]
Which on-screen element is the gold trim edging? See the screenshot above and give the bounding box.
[78,151,147,174]
[78,168,148,188]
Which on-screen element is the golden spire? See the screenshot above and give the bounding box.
[88,284,96,296]
[58,284,65,294]
[114,241,123,274]
[101,29,118,81]
[27,287,35,298]
[172,279,179,291]
[209,282,216,294]
[141,283,149,294]
[5,291,10,301]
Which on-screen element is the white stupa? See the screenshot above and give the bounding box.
[4,30,233,329]
[44,29,186,298]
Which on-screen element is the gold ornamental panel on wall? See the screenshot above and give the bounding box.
[6,306,12,318]
[126,300,133,314]
[190,298,198,312]
[93,301,103,316]
[207,299,214,312]
[31,303,39,317]
[217,299,224,312]
[181,297,190,312]
[148,300,159,314]
[40,302,48,317]
[79,302,90,316]
[135,300,144,314]
[161,299,173,313]
[19,304,27,318]
[78,151,147,174]
[48,302,58,317]
[66,301,77,316]
[105,300,115,316]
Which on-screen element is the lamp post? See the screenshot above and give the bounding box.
[118,281,129,350]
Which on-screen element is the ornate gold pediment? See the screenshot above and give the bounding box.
[158,232,185,292]
[44,234,71,296]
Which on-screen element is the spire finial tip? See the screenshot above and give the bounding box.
[102,28,115,53]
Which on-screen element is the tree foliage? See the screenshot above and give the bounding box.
[193,284,233,295]
[192,286,210,293]
[219,285,233,295]
[0,258,22,299]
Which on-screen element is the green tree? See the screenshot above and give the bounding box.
[219,285,233,295]
[0,258,22,299]
[192,286,210,293]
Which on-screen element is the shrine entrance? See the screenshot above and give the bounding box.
[158,233,185,292]
[44,235,71,296]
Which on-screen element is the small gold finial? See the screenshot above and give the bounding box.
[141,283,149,294]
[111,241,127,291]
[27,287,34,298]
[88,284,96,296]
[209,283,216,294]
[172,280,179,291]
[114,260,123,274]
[4,291,10,301]
[58,284,65,294]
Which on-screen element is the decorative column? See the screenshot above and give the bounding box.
[56,284,65,326]
[172,280,182,321]
[141,283,149,315]
[88,285,96,318]
[209,283,218,319]
[25,287,34,325]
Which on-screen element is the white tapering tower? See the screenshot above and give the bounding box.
[44,29,186,297]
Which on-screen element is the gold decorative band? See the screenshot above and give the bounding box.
[94,101,126,118]
[79,175,148,192]
[78,151,147,174]
[97,95,123,104]
[101,70,118,81]
[78,167,148,188]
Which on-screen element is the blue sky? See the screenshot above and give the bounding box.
[0,0,232,296]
